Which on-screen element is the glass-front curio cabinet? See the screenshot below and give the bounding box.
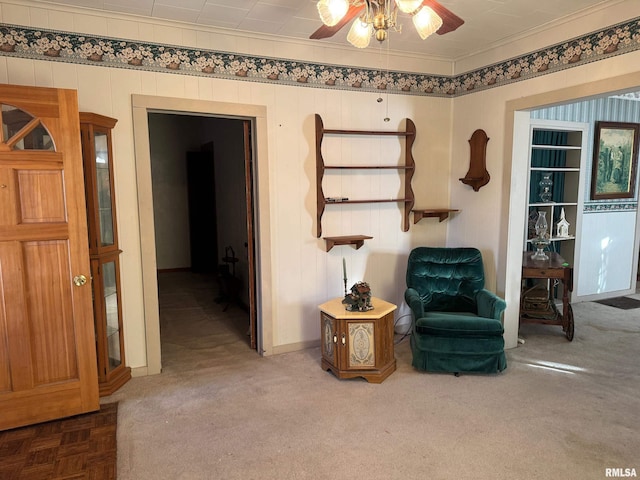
[80,112,131,396]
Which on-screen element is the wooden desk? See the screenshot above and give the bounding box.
[318,297,396,383]
[520,251,574,341]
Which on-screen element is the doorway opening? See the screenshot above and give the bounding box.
[502,72,640,349]
[132,95,273,375]
[147,113,256,364]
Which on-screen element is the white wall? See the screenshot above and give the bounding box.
[579,211,637,296]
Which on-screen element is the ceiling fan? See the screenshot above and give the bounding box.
[310,0,464,49]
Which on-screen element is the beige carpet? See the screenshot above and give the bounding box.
[106,273,639,480]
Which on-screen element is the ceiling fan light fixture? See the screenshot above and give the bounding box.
[310,0,463,49]
[412,6,443,40]
[317,0,349,27]
[395,0,423,14]
[347,19,372,48]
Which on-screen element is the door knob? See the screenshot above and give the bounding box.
[73,275,87,287]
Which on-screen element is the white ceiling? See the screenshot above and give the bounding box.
[43,0,617,59]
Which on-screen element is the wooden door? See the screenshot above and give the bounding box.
[242,120,257,350]
[0,84,98,430]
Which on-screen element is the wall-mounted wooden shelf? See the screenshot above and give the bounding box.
[323,235,373,252]
[412,209,459,223]
[316,114,415,238]
[326,198,413,205]
[460,129,490,192]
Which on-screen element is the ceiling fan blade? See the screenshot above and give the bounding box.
[423,0,465,35]
[309,3,365,40]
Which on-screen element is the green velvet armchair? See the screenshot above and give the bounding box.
[405,247,507,374]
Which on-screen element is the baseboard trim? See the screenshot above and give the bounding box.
[130,366,149,377]
[271,339,320,355]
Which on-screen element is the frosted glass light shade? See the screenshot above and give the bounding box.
[317,0,349,27]
[395,0,423,14]
[412,6,443,39]
[347,20,372,48]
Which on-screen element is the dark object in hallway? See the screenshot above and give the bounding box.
[187,148,218,273]
[595,296,640,309]
[217,246,241,311]
[0,403,118,479]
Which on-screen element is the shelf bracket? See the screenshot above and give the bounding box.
[323,235,373,252]
[412,209,459,224]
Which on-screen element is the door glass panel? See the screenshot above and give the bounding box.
[1,104,55,150]
[2,104,30,141]
[103,260,121,370]
[94,132,114,246]
[13,123,55,151]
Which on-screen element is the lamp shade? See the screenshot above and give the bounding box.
[395,0,423,14]
[347,19,372,48]
[412,6,443,39]
[317,0,349,27]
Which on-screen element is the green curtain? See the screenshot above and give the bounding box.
[528,130,568,253]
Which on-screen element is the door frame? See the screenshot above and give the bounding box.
[132,95,273,374]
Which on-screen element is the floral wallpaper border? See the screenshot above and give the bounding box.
[0,16,640,97]
[584,202,637,212]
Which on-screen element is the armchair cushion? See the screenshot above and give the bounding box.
[415,313,504,337]
[406,247,486,314]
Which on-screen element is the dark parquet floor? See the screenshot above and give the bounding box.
[0,402,117,480]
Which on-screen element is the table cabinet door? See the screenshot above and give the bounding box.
[345,321,376,370]
[374,312,395,367]
[321,313,337,367]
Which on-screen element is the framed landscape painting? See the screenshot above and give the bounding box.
[590,121,640,200]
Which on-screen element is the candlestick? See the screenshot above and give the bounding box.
[342,257,347,296]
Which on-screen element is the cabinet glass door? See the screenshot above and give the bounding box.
[94,132,114,247]
[81,112,130,396]
[102,259,121,370]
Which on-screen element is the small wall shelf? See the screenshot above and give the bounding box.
[459,129,491,192]
[315,114,415,238]
[412,209,459,223]
[323,235,373,252]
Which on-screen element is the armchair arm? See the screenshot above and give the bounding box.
[405,288,425,321]
[476,289,506,320]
